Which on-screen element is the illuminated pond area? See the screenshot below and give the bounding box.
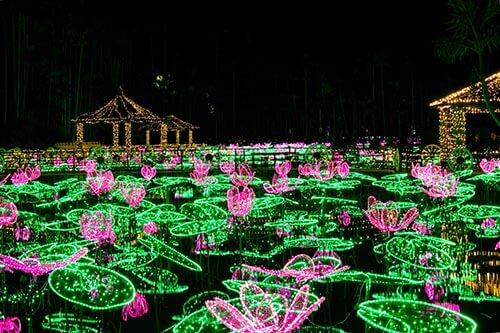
[0,161,498,333]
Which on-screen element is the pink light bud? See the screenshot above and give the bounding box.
[337,211,351,226]
[14,227,30,241]
[0,202,18,227]
[230,164,255,186]
[227,186,255,217]
[275,160,292,177]
[122,292,148,321]
[143,222,158,235]
[0,316,21,333]
[479,158,497,173]
[219,160,236,174]
[141,165,157,180]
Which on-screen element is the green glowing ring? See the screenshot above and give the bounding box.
[48,263,136,311]
[447,147,475,172]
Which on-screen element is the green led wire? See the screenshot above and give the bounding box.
[42,313,100,333]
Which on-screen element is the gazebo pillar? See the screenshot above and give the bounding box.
[76,122,84,147]
[188,129,193,145]
[160,123,168,148]
[176,130,180,145]
[146,129,151,146]
[124,122,132,147]
[112,123,120,147]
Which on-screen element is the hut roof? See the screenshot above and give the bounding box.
[72,87,161,124]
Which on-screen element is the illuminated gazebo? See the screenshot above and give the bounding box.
[161,115,199,145]
[72,87,162,148]
[430,71,500,155]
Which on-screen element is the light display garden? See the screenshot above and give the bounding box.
[0,141,499,333]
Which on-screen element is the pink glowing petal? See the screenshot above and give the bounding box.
[0,202,18,227]
[495,240,500,250]
[275,160,292,177]
[220,160,236,174]
[0,316,21,333]
[280,284,324,333]
[141,165,157,180]
[337,161,350,178]
[479,158,496,173]
[206,298,257,332]
[240,283,280,329]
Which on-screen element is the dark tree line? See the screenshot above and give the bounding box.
[1,1,495,148]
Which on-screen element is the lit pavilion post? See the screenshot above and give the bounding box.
[188,129,193,145]
[146,129,151,146]
[176,130,180,145]
[112,123,120,147]
[76,122,84,148]
[160,123,168,148]
[124,122,132,147]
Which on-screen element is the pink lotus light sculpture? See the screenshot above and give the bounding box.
[122,292,149,321]
[312,161,337,181]
[479,158,498,173]
[206,282,325,333]
[79,159,96,174]
[337,211,351,226]
[141,165,157,180]
[87,171,115,196]
[219,160,236,174]
[143,222,158,235]
[412,222,432,235]
[227,186,255,217]
[53,157,62,167]
[363,196,418,233]
[80,211,116,245]
[0,202,17,227]
[230,164,255,187]
[0,316,21,333]
[411,163,458,199]
[0,248,88,276]
[495,240,500,250]
[298,163,315,177]
[242,253,349,283]
[275,160,292,177]
[120,183,146,208]
[192,233,216,254]
[67,156,78,169]
[14,227,30,241]
[276,228,292,238]
[425,278,444,302]
[263,175,298,195]
[481,217,496,229]
[11,165,40,186]
[190,158,215,185]
[337,161,350,178]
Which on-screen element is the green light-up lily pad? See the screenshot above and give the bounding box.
[48,263,135,310]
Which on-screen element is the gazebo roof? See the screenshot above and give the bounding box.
[429,71,500,113]
[164,115,199,130]
[72,87,162,124]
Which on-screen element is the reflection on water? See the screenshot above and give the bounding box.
[464,251,500,297]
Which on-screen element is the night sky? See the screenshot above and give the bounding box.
[1,0,498,147]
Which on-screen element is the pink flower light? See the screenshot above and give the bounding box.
[479,158,498,173]
[0,316,21,333]
[337,161,350,178]
[481,217,496,229]
[263,175,298,195]
[120,182,146,208]
[219,160,236,174]
[412,222,432,235]
[206,283,325,333]
[411,163,458,199]
[14,227,30,241]
[363,196,418,233]
[141,165,157,180]
[192,233,216,254]
[337,211,351,226]
[298,163,315,177]
[122,292,149,321]
[143,222,158,235]
[10,165,39,186]
[230,164,255,187]
[0,202,17,227]
[495,240,500,250]
[79,159,96,175]
[227,186,255,217]
[87,171,115,196]
[80,211,116,245]
[242,253,349,283]
[275,160,292,177]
